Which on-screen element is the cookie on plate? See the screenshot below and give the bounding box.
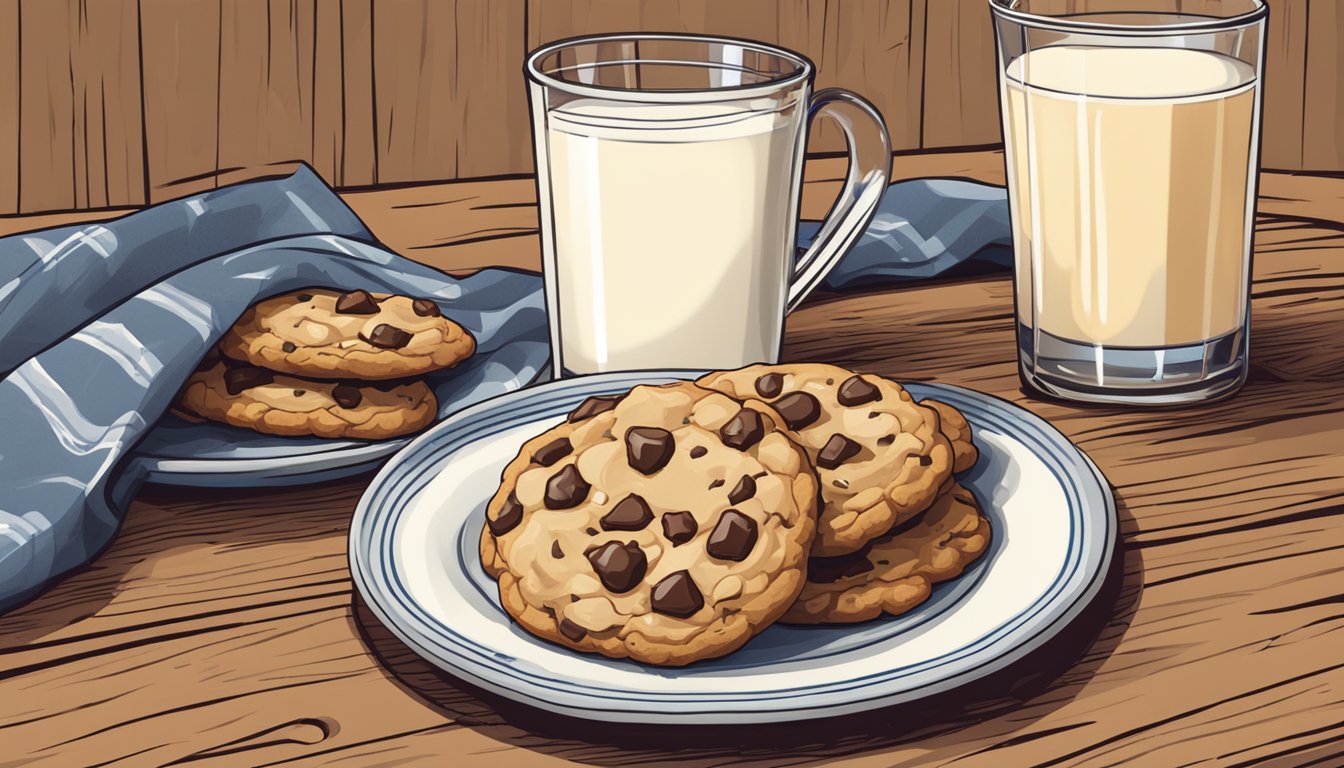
[479,381,817,667]
[782,484,990,625]
[923,399,978,474]
[178,359,436,439]
[699,364,953,557]
[219,288,475,380]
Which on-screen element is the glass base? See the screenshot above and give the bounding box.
[1018,323,1248,406]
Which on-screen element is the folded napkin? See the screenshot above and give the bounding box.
[0,167,547,613]
[0,165,1010,614]
[800,178,1012,288]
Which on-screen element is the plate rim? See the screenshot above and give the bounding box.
[349,370,1117,724]
[130,362,550,486]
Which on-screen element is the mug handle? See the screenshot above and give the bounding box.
[787,88,892,314]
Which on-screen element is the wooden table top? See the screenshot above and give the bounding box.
[2,150,1342,767]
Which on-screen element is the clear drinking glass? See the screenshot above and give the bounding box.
[989,0,1268,405]
[525,34,890,377]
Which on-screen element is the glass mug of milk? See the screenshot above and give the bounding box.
[525,34,890,376]
[990,0,1267,404]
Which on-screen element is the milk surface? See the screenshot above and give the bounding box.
[544,99,803,373]
[1002,46,1258,347]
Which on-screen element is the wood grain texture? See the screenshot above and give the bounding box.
[139,0,221,201]
[0,0,17,214]
[216,0,317,189]
[372,0,527,184]
[371,0,456,183]
[338,0,376,187]
[17,0,151,211]
[781,0,928,152]
[453,0,530,177]
[0,151,1342,767]
[18,0,77,213]
[0,0,1340,214]
[1302,0,1344,170]
[71,0,146,210]
[1261,0,1309,169]
[920,0,1000,149]
[311,0,344,184]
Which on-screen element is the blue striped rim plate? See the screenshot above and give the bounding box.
[350,370,1116,724]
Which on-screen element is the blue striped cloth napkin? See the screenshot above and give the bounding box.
[0,167,547,613]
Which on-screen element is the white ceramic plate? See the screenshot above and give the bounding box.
[350,370,1116,724]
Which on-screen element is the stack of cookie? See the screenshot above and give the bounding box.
[479,363,989,667]
[177,288,475,440]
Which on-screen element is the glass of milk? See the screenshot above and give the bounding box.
[990,0,1267,405]
[525,35,890,376]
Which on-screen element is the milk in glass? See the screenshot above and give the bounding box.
[1002,46,1258,350]
[542,99,804,374]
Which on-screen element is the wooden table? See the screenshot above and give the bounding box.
[2,150,1342,767]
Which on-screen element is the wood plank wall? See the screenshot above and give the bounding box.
[0,0,1338,215]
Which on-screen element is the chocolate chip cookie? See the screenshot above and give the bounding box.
[219,288,475,380]
[178,358,436,439]
[923,399,978,474]
[782,484,991,625]
[480,381,818,667]
[699,364,954,557]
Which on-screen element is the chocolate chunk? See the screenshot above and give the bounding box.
[558,618,587,642]
[281,341,297,353]
[224,366,273,395]
[602,494,654,531]
[544,464,590,509]
[585,540,646,593]
[689,446,708,459]
[773,391,821,430]
[817,434,862,469]
[661,511,697,546]
[755,372,784,399]
[567,394,620,423]
[195,350,221,372]
[625,427,675,475]
[297,293,313,302]
[335,289,379,314]
[412,298,442,317]
[877,434,896,446]
[586,527,598,536]
[807,551,874,583]
[551,541,564,558]
[727,474,756,505]
[487,492,523,535]
[331,384,363,409]
[720,408,766,451]
[919,454,933,466]
[532,437,573,467]
[293,389,306,397]
[364,323,414,349]
[651,570,704,618]
[706,509,758,562]
[708,479,725,490]
[837,375,882,406]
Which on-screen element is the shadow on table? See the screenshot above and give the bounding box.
[351,500,1142,760]
[0,476,372,649]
